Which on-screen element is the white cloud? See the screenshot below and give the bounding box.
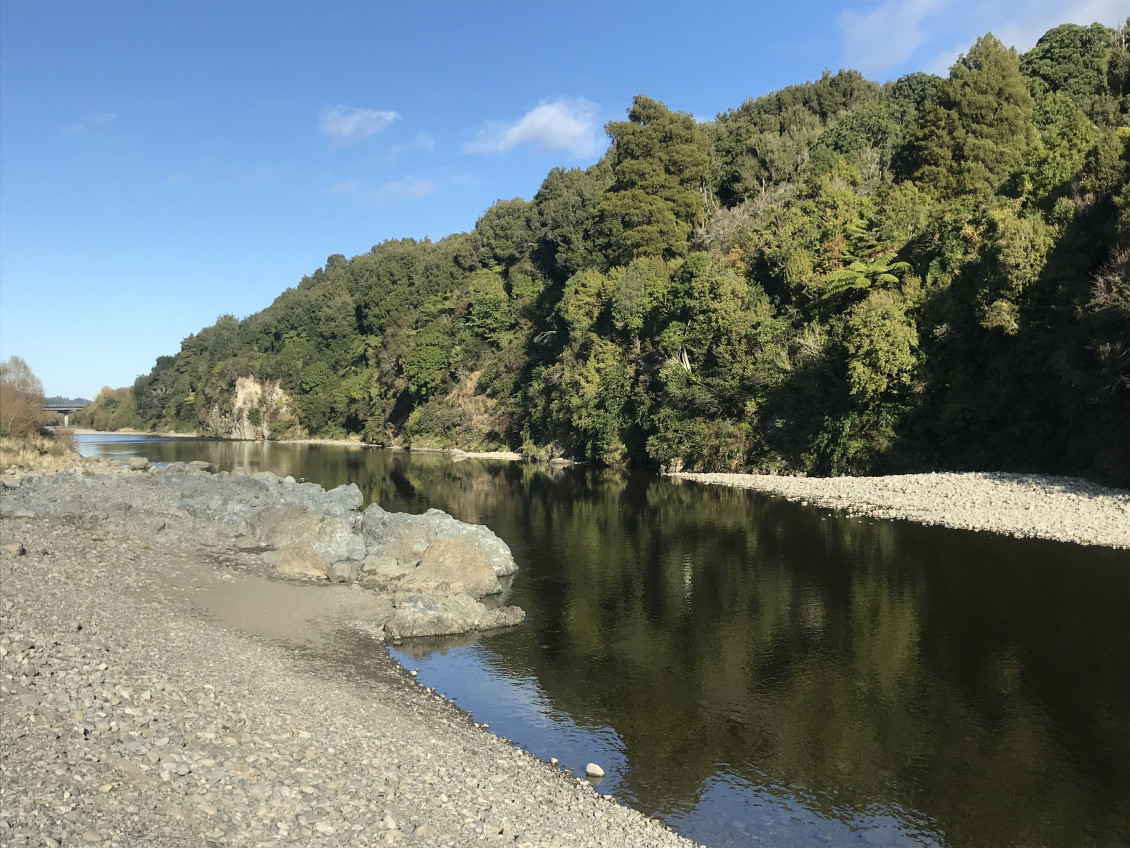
[838,0,949,73]
[464,98,602,158]
[374,174,474,204]
[327,173,473,206]
[839,0,1128,77]
[390,132,437,157]
[319,106,399,146]
[63,111,117,136]
[991,0,1128,54]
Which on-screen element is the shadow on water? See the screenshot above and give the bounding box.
[76,435,1130,848]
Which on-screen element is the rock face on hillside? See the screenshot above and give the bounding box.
[201,376,299,439]
[0,463,523,638]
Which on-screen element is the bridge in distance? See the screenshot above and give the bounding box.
[44,399,90,427]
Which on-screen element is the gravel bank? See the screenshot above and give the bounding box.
[0,476,697,847]
[669,470,1130,549]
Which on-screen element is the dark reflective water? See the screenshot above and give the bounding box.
[75,436,1130,847]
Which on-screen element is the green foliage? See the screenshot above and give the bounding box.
[531,164,609,280]
[131,21,1130,485]
[1021,23,1117,120]
[1023,91,1101,205]
[593,96,709,263]
[845,291,919,399]
[909,35,1037,198]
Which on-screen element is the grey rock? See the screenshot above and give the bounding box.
[314,517,366,564]
[398,537,501,597]
[326,560,360,584]
[359,505,517,578]
[384,593,524,640]
[272,543,328,579]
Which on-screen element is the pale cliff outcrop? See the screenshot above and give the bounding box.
[203,376,299,440]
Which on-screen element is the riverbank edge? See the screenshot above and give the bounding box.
[0,470,697,847]
[68,429,553,464]
[36,437,1130,551]
[668,469,1130,550]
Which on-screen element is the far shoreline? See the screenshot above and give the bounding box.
[52,431,1130,550]
[67,428,536,463]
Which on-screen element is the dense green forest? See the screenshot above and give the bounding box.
[122,24,1130,485]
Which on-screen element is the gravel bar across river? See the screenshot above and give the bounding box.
[669,470,1130,549]
[0,465,696,848]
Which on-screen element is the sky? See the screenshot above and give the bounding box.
[1,0,1125,399]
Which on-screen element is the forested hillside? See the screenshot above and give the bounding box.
[130,24,1130,485]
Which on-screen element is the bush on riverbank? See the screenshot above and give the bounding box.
[0,431,79,473]
[71,386,143,432]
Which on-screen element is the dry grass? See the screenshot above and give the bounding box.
[0,430,83,473]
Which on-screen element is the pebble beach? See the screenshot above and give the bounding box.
[669,470,1130,549]
[2,459,1127,848]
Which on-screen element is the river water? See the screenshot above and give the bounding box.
[75,435,1130,848]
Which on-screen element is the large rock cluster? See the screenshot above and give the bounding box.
[0,463,524,639]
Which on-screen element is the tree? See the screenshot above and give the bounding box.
[472,198,536,269]
[0,356,46,437]
[845,290,919,401]
[593,96,709,264]
[532,165,609,280]
[1021,23,1115,120]
[909,34,1037,198]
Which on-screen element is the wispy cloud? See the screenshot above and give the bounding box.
[991,0,1128,55]
[838,0,949,73]
[63,111,117,136]
[320,106,400,147]
[328,173,473,205]
[390,132,437,157]
[840,0,1129,77]
[464,98,602,158]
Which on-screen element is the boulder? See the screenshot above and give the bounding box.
[314,517,366,563]
[359,504,517,578]
[326,560,360,584]
[361,553,414,583]
[272,542,328,578]
[383,593,524,640]
[127,457,150,471]
[250,506,324,549]
[399,537,501,597]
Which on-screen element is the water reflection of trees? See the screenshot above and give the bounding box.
[471,473,1128,848]
[113,441,1130,847]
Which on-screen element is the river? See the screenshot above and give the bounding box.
[74,435,1130,848]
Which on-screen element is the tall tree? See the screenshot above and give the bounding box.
[910,34,1037,198]
[593,96,709,265]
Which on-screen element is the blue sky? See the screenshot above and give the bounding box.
[1,0,1124,399]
